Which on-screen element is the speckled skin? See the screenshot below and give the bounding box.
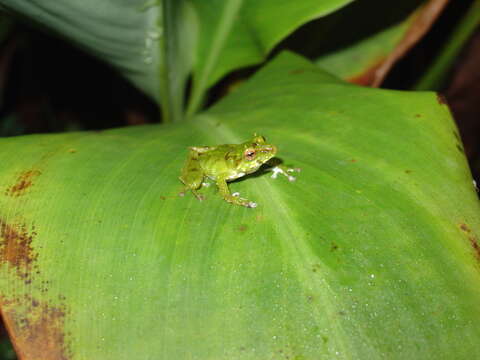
[179,135,277,208]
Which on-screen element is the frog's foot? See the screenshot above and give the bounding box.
[270,165,300,182]
[231,192,257,207]
[224,193,257,208]
[179,188,205,201]
[192,189,205,201]
[217,179,257,208]
[237,198,257,208]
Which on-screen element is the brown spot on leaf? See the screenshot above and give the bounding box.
[459,223,480,262]
[415,114,422,118]
[289,68,305,75]
[5,170,41,197]
[0,220,38,281]
[330,243,339,252]
[460,223,471,233]
[405,170,412,174]
[437,93,447,105]
[238,224,248,232]
[469,236,480,261]
[1,296,71,360]
[255,215,265,222]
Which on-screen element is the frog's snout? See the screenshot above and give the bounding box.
[270,145,277,155]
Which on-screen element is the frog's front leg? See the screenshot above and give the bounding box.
[269,164,301,182]
[216,177,257,208]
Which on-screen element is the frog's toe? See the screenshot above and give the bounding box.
[270,166,282,179]
[246,201,257,208]
[287,175,296,182]
[287,167,301,173]
[179,191,186,197]
[232,192,240,197]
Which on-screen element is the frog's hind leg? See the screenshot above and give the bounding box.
[179,175,205,201]
[179,148,206,201]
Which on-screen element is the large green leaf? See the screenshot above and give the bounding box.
[1,52,480,359]
[0,0,355,120]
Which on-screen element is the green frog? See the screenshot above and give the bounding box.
[179,135,298,208]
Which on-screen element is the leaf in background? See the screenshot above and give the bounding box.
[185,0,356,116]
[414,0,480,90]
[161,0,198,122]
[0,114,25,137]
[1,52,480,359]
[0,12,14,111]
[303,0,449,85]
[0,0,195,124]
[0,0,356,120]
[0,0,179,118]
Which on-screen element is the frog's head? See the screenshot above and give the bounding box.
[237,135,277,173]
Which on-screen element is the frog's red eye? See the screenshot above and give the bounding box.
[244,148,256,160]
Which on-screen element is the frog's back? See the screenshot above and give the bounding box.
[199,144,240,178]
